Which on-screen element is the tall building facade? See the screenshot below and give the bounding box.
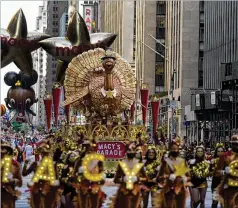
[166,1,203,137]
[59,13,68,37]
[32,2,48,125]
[189,1,238,145]
[99,1,135,64]
[45,1,68,93]
[203,1,238,89]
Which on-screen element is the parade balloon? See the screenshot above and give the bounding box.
[4,72,19,86]
[19,70,38,88]
[39,11,116,84]
[1,9,51,75]
[6,87,36,110]
[4,71,38,124]
[0,104,6,116]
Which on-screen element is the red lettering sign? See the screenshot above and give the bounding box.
[86,8,91,15]
[85,17,91,23]
[96,141,126,159]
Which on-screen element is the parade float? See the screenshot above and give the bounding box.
[37,11,164,173]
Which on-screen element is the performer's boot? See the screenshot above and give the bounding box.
[211,200,218,208]
[192,201,200,208]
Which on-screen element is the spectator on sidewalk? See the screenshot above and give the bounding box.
[24,142,33,160]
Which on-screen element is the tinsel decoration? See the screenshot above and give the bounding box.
[191,161,210,178]
[140,84,149,126]
[145,161,160,180]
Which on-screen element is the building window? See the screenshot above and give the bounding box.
[200,1,204,12]
[53,21,58,26]
[156,44,165,62]
[155,73,164,87]
[156,27,165,39]
[157,16,165,28]
[225,63,232,76]
[157,1,166,15]
[53,14,58,19]
[199,27,204,41]
[198,71,203,87]
[53,7,58,11]
[156,62,165,74]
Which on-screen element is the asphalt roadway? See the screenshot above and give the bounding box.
[15,175,215,208]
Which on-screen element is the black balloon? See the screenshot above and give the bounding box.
[4,72,19,86]
[19,70,38,88]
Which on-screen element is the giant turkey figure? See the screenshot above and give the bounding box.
[63,48,136,119]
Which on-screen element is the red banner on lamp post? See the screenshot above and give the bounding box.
[151,101,160,136]
[44,93,52,131]
[52,83,62,127]
[140,85,149,126]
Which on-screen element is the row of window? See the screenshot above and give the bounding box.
[53,14,58,19]
[52,28,58,33]
[53,21,58,26]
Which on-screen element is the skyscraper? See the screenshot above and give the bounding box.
[45,1,68,93]
[165,1,203,137]
[32,1,48,125]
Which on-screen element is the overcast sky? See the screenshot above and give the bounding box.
[0,1,42,104]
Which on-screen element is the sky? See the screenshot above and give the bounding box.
[0,1,42,104]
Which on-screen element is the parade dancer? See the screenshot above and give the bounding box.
[210,143,225,208]
[188,146,210,208]
[74,139,106,208]
[22,139,60,208]
[158,137,190,208]
[113,142,147,208]
[60,150,80,208]
[1,141,22,208]
[217,135,238,207]
[141,146,161,208]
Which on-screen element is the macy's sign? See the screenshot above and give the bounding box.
[1,37,38,47]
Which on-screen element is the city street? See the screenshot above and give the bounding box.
[16,176,214,208]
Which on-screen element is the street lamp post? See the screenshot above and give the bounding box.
[169,70,176,142]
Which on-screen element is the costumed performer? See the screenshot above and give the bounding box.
[1,140,22,208]
[158,137,190,208]
[216,135,238,207]
[188,145,210,208]
[113,142,147,208]
[22,138,60,208]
